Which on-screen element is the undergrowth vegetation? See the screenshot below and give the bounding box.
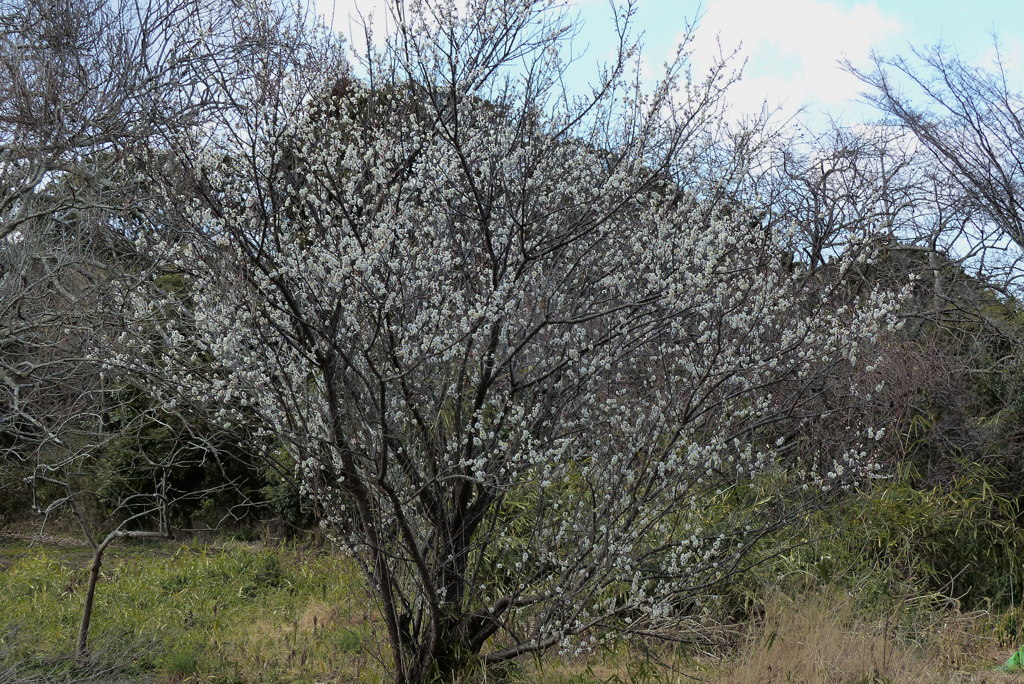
[726,460,1024,615]
[4,458,1024,683]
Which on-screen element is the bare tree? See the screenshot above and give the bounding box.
[843,44,1024,490]
[758,124,921,272]
[851,43,1024,289]
[0,0,207,503]
[32,413,177,661]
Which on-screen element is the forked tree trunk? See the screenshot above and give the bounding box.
[74,527,167,662]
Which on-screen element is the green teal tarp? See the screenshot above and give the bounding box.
[999,645,1024,671]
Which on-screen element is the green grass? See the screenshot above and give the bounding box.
[4,466,1024,684]
[0,521,788,684]
[0,540,385,683]
[0,538,705,683]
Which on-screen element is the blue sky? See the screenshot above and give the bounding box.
[322,0,1024,124]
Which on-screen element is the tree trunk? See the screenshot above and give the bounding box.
[77,547,104,661]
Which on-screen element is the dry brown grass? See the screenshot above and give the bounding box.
[714,591,1023,684]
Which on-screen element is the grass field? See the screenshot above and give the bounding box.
[2,534,1023,683]
[0,535,388,683]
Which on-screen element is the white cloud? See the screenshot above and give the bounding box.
[687,0,903,117]
[318,0,904,123]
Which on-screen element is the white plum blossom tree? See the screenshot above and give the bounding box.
[126,1,903,680]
